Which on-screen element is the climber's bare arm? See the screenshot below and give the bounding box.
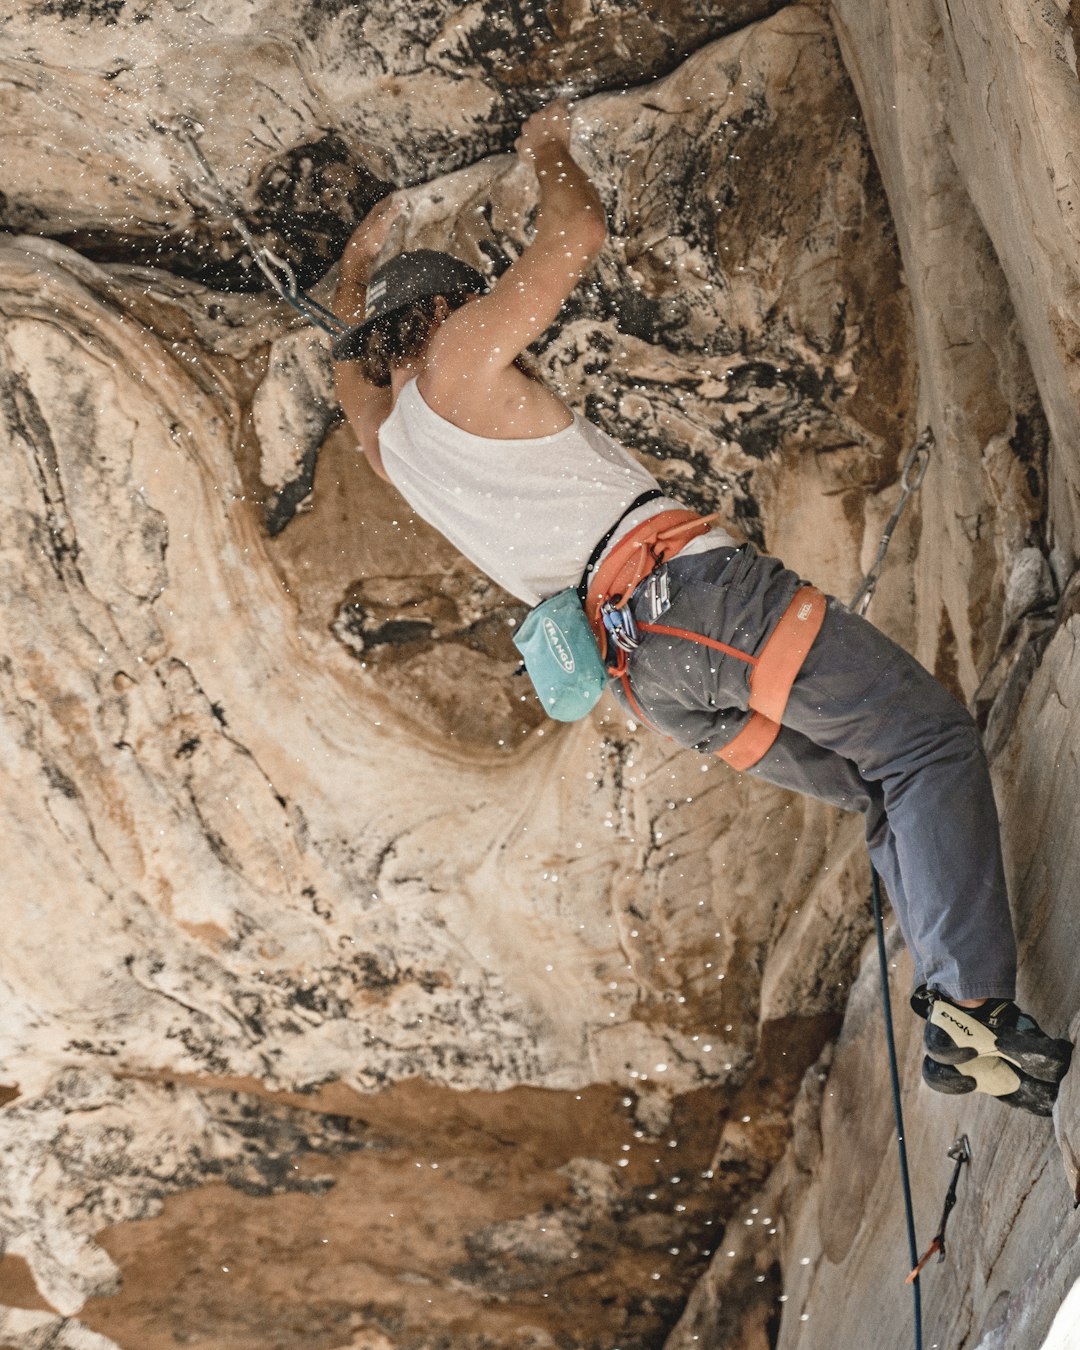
[421,101,606,429]
[333,198,402,480]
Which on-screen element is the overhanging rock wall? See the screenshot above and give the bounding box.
[0,2,1077,1348]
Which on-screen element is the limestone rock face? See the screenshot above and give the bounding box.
[0,1,1077,1348]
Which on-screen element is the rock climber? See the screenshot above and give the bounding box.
[330,99,1071,1116]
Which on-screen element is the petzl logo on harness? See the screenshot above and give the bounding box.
[797,601,814,621]
[542,617,576,673]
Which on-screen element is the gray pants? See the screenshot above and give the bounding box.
[618,545,1017,1001]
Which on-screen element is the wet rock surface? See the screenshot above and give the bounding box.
[2,1,1080,1348]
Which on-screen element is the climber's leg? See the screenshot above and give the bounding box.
[622,546,1017,1002]
[772,594,1017,1002]
[746,724,922,984]
[621,545,1070,1107]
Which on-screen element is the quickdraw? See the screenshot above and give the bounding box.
[906,1135,972,1284]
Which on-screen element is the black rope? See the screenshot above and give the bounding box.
[871,866,923,1350]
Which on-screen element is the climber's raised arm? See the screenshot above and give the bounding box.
[422,100,606,397]
[332,196,403,477]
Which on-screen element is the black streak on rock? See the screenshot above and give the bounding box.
[30,0,126,23]
[57,135,388,294]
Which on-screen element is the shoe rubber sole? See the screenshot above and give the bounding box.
[925,1002,1072,1084]
[922,1055,1058,1117]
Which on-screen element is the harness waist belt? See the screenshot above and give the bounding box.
[586,509,717,628]
[586,512,826,771]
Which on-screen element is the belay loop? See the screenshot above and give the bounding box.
[156,114,348,339]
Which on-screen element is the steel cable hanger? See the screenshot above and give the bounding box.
[850,428,934,616]
[157,115,348,338]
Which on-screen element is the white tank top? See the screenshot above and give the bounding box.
[377,379,736,605]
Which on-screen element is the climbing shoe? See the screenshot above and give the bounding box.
[924,994,1072,1085]
[922,1054,1058,1117]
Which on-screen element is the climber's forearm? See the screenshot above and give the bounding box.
[334,240,378,327]
[332,197,402,475]
[334,196,403,324]
[529,142,606,263]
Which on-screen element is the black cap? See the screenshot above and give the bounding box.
[332,249,486,361]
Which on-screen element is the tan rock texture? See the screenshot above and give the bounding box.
[0,1,1077,1348]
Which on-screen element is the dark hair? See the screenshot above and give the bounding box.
[354,287,475,387]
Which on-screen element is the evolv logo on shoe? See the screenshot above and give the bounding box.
[939,1008,975,1037]
[542,617,576,673]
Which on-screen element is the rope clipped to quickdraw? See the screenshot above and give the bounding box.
[906,1135,972,1284]
[853,438,933,1350]
[850,429,934,617]
[155,115,348,339]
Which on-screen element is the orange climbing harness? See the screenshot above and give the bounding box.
[585,511,826,769]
